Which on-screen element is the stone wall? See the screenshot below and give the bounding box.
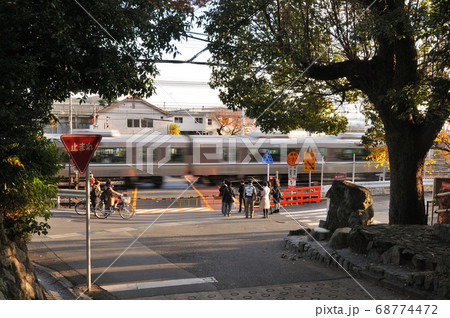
[284,224,450,299]
[0,233,46,299]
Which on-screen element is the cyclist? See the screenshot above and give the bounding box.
[104,179,122,210]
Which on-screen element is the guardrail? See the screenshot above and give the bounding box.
[55,189,85,208]
[321,179,434,196]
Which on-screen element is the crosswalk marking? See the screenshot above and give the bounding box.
[280,208,327,215]
[135,207,212,214]
[102,277,218,293]
[281,212,327,217]
[279,208,328,228]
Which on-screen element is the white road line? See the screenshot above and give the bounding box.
[136,207,211,214]
[102,277,218,293]
[280,208,327,214]
[281,212,327,217]
[294,218,312,222]
[47,233,84,239]
[106,227,136,233]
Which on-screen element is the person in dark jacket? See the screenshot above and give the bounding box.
[221,180,235,217]
[271,178,282,214]
[238,179,245,213]
[219,180,227,215]
[90,180,102,209]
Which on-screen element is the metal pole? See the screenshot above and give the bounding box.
[69,92,73,134]
[267,163,270,181]
[68,92,73,188]
[85,164,91,292]
[352,153,356,183]
[241,107,245,136]
[309,171,312,187]
[320,156,324,195]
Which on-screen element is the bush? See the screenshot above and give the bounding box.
[0,134,62,241]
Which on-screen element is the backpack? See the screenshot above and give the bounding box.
[245,185,255,198]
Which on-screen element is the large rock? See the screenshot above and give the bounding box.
[325,181,374,233]
[308,227,330,241]
[328,227,351,249]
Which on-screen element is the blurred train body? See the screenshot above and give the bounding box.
[47,132,384,186]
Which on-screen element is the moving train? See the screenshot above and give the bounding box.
[47,131,384,187]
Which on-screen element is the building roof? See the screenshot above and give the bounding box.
[99,96,171,116]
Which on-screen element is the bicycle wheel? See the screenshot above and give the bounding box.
[119,203,135,219]
[94,201,109,219]
[74,200,87,215]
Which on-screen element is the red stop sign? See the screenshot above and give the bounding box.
[60,134,102,175]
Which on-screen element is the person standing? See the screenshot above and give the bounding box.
[222,180,235,217]
[238,179,245,213]
[90,180,102,210]
[272,178,282,214]
[244,179,257,218]
[260,181,271,218]
[219,180,227,216]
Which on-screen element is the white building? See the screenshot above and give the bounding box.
[169,108,220,135]
[96,96,171,135]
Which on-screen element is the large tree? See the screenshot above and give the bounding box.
[202,0,449,224]
[0,0,201,240]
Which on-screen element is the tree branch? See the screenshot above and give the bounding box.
[305,59,370,85]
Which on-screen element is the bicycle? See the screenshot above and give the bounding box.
[74,199,103,216]
[94,196,135,220]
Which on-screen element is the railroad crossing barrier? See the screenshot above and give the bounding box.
[279,186,321,206]
[56,189,217,209]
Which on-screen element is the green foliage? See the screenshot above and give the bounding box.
[202,0,449,223]
[0,135,63,240]
[202,0,449,136]
[0,1,200,239]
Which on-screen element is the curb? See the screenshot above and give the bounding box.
[34,263,91,300]
[283,236,446,299]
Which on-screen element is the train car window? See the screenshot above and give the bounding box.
[245,149,260,163]
[91,148,126,163]
[319,148,327,158]
[170,148,184,163]
[335,148,370,161]
[223,148,229,162]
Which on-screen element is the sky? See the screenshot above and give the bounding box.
[146,24,366,124]
[146,24,225,110]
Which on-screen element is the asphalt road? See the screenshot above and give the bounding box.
[29,177,419,300]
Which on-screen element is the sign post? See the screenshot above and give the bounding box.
[304,151,316,187]
[85,163,91,291]
[287,151,300,189]
[60,134,102,292]
[262,150,274,181]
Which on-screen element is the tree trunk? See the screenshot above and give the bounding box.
[385,125,428,225]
